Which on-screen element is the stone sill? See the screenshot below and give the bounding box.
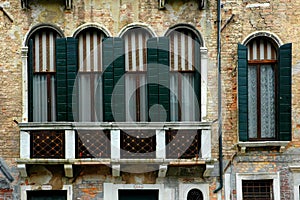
[18,121,213,130]
[237,141,289,154]
[16,158,214,178]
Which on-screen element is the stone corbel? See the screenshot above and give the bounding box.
[158,164,168,177]
[64,164,73,178]
[203,163,214,177]
[18,164,28,177]
[112,164,120,177]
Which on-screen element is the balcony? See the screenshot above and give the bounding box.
[17,122,213,178]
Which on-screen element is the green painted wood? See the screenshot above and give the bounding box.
[102,37,125,122]
[194,39,201,121]
[28,39,34,122]
[56,38,67,121]
[278,43,292,141]
[66,37,78,121]
[237,44,248,141]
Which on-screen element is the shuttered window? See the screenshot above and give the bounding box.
[28,29,60,122]
[76,28,106,122]
[238,38,292,141]
[122,28,152,122]
[168,28,201,121]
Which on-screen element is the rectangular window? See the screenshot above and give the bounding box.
[119,190,158,200]
[27,190,67,200]
[242,179,273,200]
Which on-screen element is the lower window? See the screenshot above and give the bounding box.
[27,190,67,200]
[242,179,273,200]
[119,190,158,200]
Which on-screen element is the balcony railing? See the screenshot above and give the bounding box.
[18,122,213,178]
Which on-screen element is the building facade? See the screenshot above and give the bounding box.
[0,0,299,199]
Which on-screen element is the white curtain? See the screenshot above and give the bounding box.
[170,73,196,121]
[248,66,258,139]
[33,75,56,122]
[260,65,275,138]
[78,73,102,122]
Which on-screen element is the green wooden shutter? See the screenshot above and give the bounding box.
[55,38,78,121]
[56,38,68,121]
[102,37,125,122]
[147,37,170,122]
[278,43,292,141]
[238,44,248,141]
[66,37,78,121]
[194,40,201,121]
[28,39,34,122]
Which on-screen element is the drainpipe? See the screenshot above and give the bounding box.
[213,0,223,194]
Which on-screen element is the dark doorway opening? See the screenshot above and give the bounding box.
[119,189,159,200]
[27,190,67,200]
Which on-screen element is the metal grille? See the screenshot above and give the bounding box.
[121,130,156,158]
[166,130,201,159]
[76,130,110,158]
[242,179,273,200]
[187,189,203,200]
[30,130,65,159]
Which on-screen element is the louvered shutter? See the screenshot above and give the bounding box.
[147,37,170,122]
[238,44,248,141]
[28,39,34,122]
[102,37,125,122]
[56,38,78,121]
[278,43,292,141]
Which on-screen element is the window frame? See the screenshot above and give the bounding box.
[236,172,280,200]
[247,59,278,141]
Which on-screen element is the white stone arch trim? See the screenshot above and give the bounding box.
[20,185,73,200]
[118,22,157,38]
[179,183,209,200]
[164,23,205,47]
[236,172,280,200]
[72,23,112,38]
[23,23,65,46]
[21,24,65,122]
[242,31,283,47]
[104,183,173,200]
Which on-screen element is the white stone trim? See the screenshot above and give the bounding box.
[20,131,30,159]
[289,165,300,200]
[201,130,211,159]
[20,185,73,200]
[65,130,75,159]
[21,47,28,122]
[236,172,280,200]
[242,31,283,47]
[225,173,231,200]
[200,47,208,121]
[104,183,169,200]
[178,183,209,200]
[72,23,112,38]
[118,23,157,38]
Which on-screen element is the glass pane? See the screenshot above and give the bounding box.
[181,73,195,121]
[248,66,257,138]
[33,74,55,122]
[125,73,147,122]
[170,73,179,121]
[260,65,275,138]
[77,73,102,122]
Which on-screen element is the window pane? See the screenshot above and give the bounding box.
[77,73,102,122]
[248,66,257,138]
[170,73,197,121]
[242,179,273,200]
[260,65,275,138]
[33,75,56,122]
[125,73,147,122]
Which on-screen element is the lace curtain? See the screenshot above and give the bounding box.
[248,64,275,139]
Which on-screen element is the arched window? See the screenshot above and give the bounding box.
[75,27,107,122]
[187,189,204,200]
[238,34,292,141]
[167,28,201,121]
[122,27,153,122]
[27,28,61,122]
[247,37,277,139]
